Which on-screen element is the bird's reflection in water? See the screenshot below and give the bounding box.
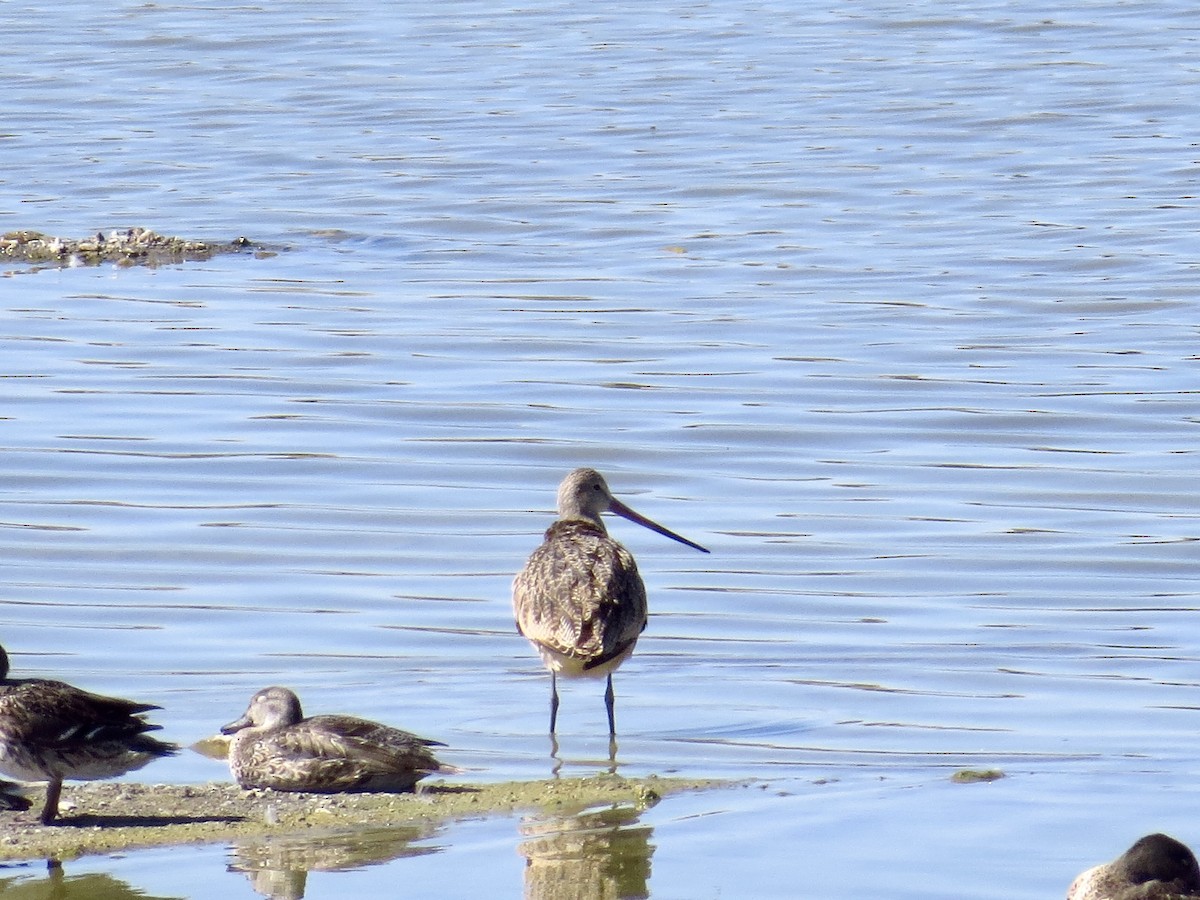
[229,824,440,900]
[547,735,621,778]
[518,803,653,900]
[0,860,181,900]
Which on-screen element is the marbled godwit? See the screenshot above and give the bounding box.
[513,468,709,736]
[0,643,178,824]
[221,686,451,793]
[1068,833,1200,900]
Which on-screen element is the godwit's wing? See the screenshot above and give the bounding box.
[514,520,647,674]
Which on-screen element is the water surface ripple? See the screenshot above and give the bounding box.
[2,1,1198,897]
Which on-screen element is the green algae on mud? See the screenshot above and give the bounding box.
[0,775,722,862]
[950,769,1006,784]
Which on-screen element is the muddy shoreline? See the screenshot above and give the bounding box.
[0,227,273,268]
[0,775,724,862]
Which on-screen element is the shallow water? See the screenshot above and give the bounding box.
[2,1,1200,897]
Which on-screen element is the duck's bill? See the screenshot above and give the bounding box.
[220,715,252,735]
[609,498,710,553]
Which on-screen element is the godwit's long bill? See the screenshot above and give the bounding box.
[512,468,709,737]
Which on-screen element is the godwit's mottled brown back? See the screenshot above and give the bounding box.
[513,519,647,673]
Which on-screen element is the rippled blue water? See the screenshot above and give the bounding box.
[2,1,1199,897]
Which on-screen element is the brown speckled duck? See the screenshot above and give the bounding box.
[221,686,450,793]
[1069,833,1200,900]
[0,643,178,824]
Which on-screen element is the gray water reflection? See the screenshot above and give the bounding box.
[519,804,652,900]
[0,861,180,900]
[228,825,438,900]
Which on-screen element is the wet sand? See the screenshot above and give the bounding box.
[0,775,723,862]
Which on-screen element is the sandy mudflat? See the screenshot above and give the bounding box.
[0,775,723,861]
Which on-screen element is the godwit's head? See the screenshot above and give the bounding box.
[555,467,709,553]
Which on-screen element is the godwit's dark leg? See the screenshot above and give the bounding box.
[549,671,560,734]
[605,674,616,736]
[40,777,63,825]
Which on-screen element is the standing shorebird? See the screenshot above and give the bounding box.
[513,467,709,737]
[0,643,178,824]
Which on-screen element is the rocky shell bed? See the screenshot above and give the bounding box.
[0,776,724,862]
[0,228,271,267]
